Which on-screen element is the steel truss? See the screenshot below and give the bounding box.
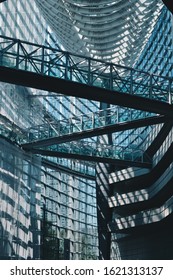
[1,35,173,168]
[0,35,173,108]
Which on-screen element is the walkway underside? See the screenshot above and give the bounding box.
[42,158,95,181]
[22,115,167,148]
[0,36,173,170]
[26,148,152,168]
[1,66,173,116]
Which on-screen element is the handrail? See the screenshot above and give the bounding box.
[0,35,172,104]
[37,140,151,165]
[23,107,154,144]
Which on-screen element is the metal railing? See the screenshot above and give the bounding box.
[0,35,173,104]
[0,109,151,166]
[24,107,154,144]
[42,140,151,165]
[0,118,96,178]
[43,157,96,179]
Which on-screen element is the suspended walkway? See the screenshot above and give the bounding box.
[0,109,152,169]
[0,114,96,179]
[25,140,152,169]
[0,35,173,116]
[42,158,95,181]
[21,107,167,149]
[1,35,172,169]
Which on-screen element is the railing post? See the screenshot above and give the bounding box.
[41,46,45,74]
[58,120,61,136]
[92,112,95,129]
[81,115,84,130]
[16,40,20,69]
[65,52,69,80]
[70,118,74,133]
[110,63,113,90]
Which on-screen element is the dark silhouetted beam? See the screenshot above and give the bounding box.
[0,66,173,116]
[22,115,168,149]
[162,0,173,14]
[26,148,152,168]
[42,158,95,181]
[145,120,173,157]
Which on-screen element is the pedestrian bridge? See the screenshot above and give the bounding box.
[0,35,173,116]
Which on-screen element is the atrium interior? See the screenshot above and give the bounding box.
[0,0,173,260]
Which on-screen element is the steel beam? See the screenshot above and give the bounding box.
[162,0,173,14]
[25,148,152,168]
[42,158,95,181]
[0,66,173,116]
[22,115,167,149]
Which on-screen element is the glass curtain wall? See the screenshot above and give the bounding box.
[0,0,99,259]
[135,6,173,77]
[110,6,173,260]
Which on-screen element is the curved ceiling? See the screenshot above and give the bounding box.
[36,0,163,66]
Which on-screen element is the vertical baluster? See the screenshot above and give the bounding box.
[41,46,45,75]
[110,63,113,90]
[65,52,69,80]
[16,40,20,69]
[88,58,91,85]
